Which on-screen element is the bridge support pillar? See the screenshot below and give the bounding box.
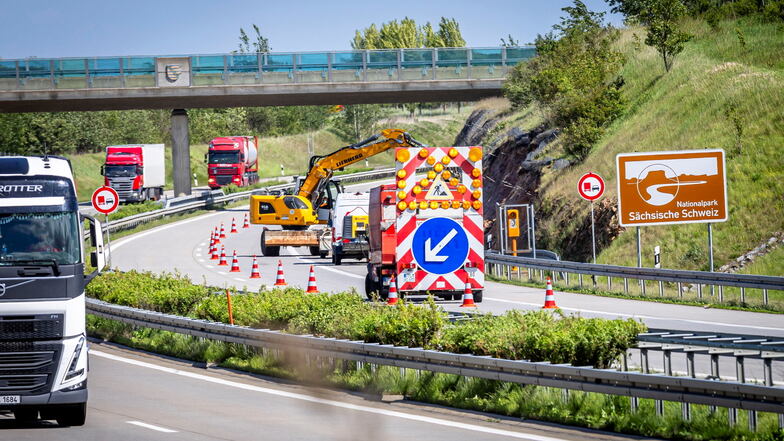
[171,109,191,197]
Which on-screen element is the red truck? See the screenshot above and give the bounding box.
[365,146,485,302]
[102,144,165,203]
[206,136,259,189]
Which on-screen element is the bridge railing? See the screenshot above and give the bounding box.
[0,47,535,91]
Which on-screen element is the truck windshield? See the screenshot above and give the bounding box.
[209,152,239,164]
[0,212,81,265]
[104,165,138,177]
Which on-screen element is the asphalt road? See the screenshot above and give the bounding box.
[0,343,653,441]
[106,180,784,383]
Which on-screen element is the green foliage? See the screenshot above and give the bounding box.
[351,16,466,49]
[329,104,384,142]
[107,200,162,221]
[503,0,626,160]
[236,24,270,54]
[501,34,520,47]
[87,271,644,367]
[642,0,694,72]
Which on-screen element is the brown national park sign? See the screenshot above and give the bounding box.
[616,149,728,227]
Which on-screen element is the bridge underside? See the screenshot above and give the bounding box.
[0,79,504,113]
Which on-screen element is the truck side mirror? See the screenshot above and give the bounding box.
[100,165,105,176]
[204,154,208,163]
[82,214,106,284]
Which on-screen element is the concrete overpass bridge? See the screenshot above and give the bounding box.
[0,46,534,195]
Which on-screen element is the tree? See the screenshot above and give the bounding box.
[503,0,625,160]
[351,17,466,49]
[237,24,270,53]
[330,105,383,142]
[500,34,520,47]
[642,0,693,71]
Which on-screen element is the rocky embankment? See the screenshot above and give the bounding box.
[455,109,622,261]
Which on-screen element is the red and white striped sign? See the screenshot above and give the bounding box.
[394,146,484,293]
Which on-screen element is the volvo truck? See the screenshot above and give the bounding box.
[0,156,107,426]
[102,144,165,203]
[206,136,259,189]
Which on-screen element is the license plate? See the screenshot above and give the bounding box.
[0,395,20,405]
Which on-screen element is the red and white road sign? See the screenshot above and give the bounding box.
[91,186,119,214]
[577,173,605,201]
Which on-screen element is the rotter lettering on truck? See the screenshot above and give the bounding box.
[0,156,107,426]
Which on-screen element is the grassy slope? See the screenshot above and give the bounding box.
[67,112,466,201]
[529,17,783,275]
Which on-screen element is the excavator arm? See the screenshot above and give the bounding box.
[250,128,423,229]
[298,128,423,207]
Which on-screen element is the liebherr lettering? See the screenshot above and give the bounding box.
[336,154,363,168]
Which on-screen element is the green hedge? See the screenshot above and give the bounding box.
[86,270,645,367]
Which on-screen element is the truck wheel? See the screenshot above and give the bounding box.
[309,246,320,256]
[364,273,375,300]
[473,290,483,303]
[55,403,86,427]
[260,231,280,257]
[13,408,38,424]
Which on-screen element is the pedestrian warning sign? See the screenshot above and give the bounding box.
[425,174,453,201]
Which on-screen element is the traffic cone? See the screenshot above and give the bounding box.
[542,277,558,309]
[242,213,250,229]
[219,223,226,238]
[213,227,220,244]
[305,265,319,293]
[249,255,261,279]
[210,241,219,260]
[274,260,287,286]
[229,251,240,272]
[386,276,399,306]
[218,245,228,266]
[230,217,238,234]
[459,280,477,307]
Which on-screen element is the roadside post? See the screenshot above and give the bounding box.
[507,209,520,271]
[577,173,605,264]
[91,186,119,268]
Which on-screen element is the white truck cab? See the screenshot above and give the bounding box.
[0,156,106,426]
[330,192,370,265]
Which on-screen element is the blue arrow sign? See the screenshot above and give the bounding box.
[412,217,469,275]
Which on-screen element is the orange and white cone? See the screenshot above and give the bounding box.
[386,276,399,305]
[542,277,558,309]
[218,245,228,266]
[249,255,261,279]
[274,260,287,286]
[242,213,250,229]
[305,265,319,293]
[219,223,226,238]
[459,280,477,307]
[213,227,220,244]
[229,251,241,272]
[210,241,219,260]
[230,217,238,234]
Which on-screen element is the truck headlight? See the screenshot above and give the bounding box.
[63,336,86,383]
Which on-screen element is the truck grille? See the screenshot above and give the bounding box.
[216,175,233,185]
[215,167,238,175]
[108,177,134,199]
[0,315,63,341]
[0,343,61,395]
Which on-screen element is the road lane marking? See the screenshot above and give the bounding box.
[95,350,566,441]
[484,297,784,332]
[112,211,227,251]
[127,420,178,433]
[233,277,245,282]
[290,247,365,280]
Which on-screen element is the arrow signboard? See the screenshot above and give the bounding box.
[411,217,470,275]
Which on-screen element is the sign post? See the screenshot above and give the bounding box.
[617,149,728,273]
[577,173,605,264]
[91,186,120,268]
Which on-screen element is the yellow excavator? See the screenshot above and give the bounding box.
[250,128,424,257]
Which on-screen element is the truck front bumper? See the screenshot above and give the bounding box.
[0,385,87,409]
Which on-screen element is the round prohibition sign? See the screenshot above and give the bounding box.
[577,173,605,201]
[91,186,119,214]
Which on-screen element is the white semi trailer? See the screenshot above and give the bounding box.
[0,156,106,426]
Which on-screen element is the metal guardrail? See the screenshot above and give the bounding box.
[86,298,784,417]
[99,168,394,234]
[485,252,784,306]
